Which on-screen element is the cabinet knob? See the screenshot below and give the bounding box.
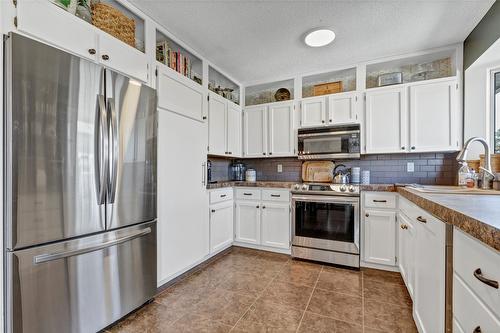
[401,146,405,150]
[88,48,96,55]
[262,206,266,209]
[256,205,260,209]
[411,146,416,150]
[211,209,215,213]
[329,119,332,123]
[365,213,369,217]
[262,152,266,156]
[269,152,272,155]
[473,326,482,333]
[102,54,110,61]
[400,224,408,230]
[321,120,325,123]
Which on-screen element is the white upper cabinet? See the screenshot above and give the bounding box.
[16,0,97,61]
[208,93,242,157]
[243,105,267,157]
[227,103,242,157]
[157,68,205,122]
[328,92,359,125]
[268,102,294,156]
[208,93,227,155]
[409,78,458,152]
[97,31,148,83]
[365,86,408,154]
[300,96,326,127]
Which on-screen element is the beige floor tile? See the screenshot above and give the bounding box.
[364,279,412,307]
[219,271,271,297]
[162,313,232,333]
[232,299,303,333]
[363,268,405,285]
[364,299,418,332]
[316,266,363,296]
[276,260,321,287]
[297,311,363,333]
[259,280,314,310]
[307,288,363,324]
[107,302,176,333]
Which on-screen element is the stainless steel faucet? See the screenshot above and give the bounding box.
[456,137,495,189]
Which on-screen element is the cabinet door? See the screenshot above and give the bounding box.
[226,103,242,157]
[243,106,267,157]
[157,109,209,285]
[398,213,415,299]
[268,102,294,156]
[261,203,290,249]
[157,68,205,122]
[235,201,261,244]
[16,0,97,61]
[365,87,408,154]
[414,213,446,333]
[209,201,234,254]
[98,31,148,83]
[328,92,358,124]
[364,210,396,266]
[409,78,458,152]
[300,97,326,127]
[208,93,227,156]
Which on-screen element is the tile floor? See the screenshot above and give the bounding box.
[107,247,417,333]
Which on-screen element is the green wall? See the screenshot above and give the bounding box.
[464,1,500,69]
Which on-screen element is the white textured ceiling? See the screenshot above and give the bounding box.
[131,0,494,84]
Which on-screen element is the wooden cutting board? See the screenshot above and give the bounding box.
[302,161,335,182]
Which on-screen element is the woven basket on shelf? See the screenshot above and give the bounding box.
[91,2,135,48]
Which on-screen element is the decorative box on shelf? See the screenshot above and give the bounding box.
[313,81,343,96]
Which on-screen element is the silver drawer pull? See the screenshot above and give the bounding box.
[220,194,227,198]
[271,194,281,198]
[373,199,387,203]
[34,228,151,264]
[473,268,499,289]
[416,216,427,223]
[243,193,252,196]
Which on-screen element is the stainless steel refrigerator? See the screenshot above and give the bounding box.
[4,33,157,333]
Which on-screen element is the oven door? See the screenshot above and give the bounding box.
[292,195,359,254]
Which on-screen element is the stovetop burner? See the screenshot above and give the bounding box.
[292,183,360,196]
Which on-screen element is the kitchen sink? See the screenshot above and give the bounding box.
[406,185,500,195]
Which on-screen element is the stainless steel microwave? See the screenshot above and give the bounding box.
[297,125,361,160]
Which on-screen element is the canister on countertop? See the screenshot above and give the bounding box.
[245,168,256,182]
[351,167,361,183]
[361,170,370,184]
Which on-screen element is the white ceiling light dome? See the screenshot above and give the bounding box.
[304,28,336,47]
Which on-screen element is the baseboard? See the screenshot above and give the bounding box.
[360,260,399,272]
[232,242,292,255]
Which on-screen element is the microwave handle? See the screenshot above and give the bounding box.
[297,130,360,138]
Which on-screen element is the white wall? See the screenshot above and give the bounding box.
[464,37,500,158]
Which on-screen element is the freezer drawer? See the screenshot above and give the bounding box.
[6,221,157,333]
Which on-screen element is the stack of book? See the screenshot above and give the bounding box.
[156,41,192,78]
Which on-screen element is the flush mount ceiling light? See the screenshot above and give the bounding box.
[304,29,336,47]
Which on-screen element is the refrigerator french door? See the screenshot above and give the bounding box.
[4,33,157,333]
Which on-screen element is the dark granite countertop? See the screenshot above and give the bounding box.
[398,187,500,252]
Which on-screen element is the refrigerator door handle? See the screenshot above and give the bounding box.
[33,227,152,264]
[96,94,108,205]
[107,97,118,203]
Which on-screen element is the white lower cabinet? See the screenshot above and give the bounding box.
[209,200,233,254]
[261,203,290,249]
[397,212,415,299]
[363,209,397,266]
[234,188,290,251]
[235,200,261,245]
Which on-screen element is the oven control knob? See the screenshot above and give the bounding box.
[293,184,301,191]
[301,184,308,191]
[348,185,355,192]
[340,185,347,192]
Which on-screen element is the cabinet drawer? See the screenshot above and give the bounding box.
[453,274,500,332]
[399,196,444,236]
[210,188,233,204]
[454,228,500,317]
[236,188,261,200]
[364,192,397,209]
[262,189,290,202]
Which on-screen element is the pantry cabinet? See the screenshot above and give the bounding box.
[157,67,206,122]
[243,101,294,157]
[16,0,149,82]
[365,77,459,154]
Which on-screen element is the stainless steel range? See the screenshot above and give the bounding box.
[291,183,360,268]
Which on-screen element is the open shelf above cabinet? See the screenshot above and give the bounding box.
[245,79,294,106]
[302,68,356,98]
[209,66,240,105]
[366,49,456,89]
[50,0,145,52]
[156,29,203,85]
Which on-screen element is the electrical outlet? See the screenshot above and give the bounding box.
[277,164,283,173]
[407,162,415,173]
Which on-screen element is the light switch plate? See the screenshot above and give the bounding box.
[277,164,283,173]
[407,162,415,173]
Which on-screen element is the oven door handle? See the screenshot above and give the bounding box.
[292,195,359,204]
